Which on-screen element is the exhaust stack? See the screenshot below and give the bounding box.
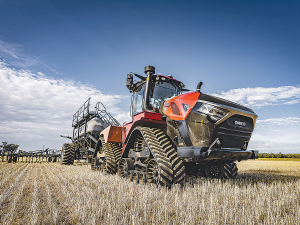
[196,81,203,92]
[144,66,155,110]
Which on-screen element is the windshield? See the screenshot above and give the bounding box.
[131,80,181,116]
[150,81,181,112]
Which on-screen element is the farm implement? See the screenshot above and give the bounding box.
[61,65,258,186]
[1,149,61,163]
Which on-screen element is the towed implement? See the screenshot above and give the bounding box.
[61,65,258,186]
[60,98,122,174]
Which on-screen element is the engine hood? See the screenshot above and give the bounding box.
[199,93,255,114]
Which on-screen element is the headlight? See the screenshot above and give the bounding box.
[197,103,228,122]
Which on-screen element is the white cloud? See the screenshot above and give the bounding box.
[0,39,40,68]
[212,86,300,107]
[0,39,64,75]
[256,117,300,126]
[248,117,300,153]
[0,62,131,151]
[0,39,20,59]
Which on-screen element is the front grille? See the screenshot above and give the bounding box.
[214,115,253,149]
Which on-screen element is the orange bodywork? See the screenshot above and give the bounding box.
[100,125,123,143]
[162,92,200,120]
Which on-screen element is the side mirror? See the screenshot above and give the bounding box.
[126,73,134,91]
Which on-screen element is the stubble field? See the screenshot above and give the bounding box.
[0,160,300,225]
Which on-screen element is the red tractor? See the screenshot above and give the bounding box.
[61,65,258,186]
[89,65,258,186]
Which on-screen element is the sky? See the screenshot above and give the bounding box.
[0,0,300,153]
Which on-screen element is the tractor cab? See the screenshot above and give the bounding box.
[127,66,185,117]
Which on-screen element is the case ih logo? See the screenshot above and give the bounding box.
[235,121,246,126]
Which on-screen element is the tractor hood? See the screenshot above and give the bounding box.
[199,93,255,115]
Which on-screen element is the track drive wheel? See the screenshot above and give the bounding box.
[118,158,134,179]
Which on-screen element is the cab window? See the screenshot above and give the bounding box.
[132,85,145,116]
[150,81,180,112]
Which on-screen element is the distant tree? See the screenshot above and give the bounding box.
[277,152,283,158]
[258,153,269,158]
[258,153,300,159]
[0,142,19,154]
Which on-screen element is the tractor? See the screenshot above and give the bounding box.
[62,65,258,186]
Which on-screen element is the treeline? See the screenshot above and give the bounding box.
[258,153,300,159]
[0,142,19,154]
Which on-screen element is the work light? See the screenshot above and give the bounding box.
[197,103,228,122]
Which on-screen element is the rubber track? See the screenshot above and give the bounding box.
[138,127,173,186]
[152,128,186,184]
[91,158,96,170]
[99,137,117,174]
[222,162,238,179]
[111,143,122,165]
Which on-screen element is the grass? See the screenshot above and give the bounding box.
[258,158,300,161]
[0,160,300,224]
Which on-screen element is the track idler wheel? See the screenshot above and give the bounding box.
[118,158,134,178]
[141,172,147,184]
[129,171,138,183]
[147,159,165,186]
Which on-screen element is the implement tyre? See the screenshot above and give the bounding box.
[68,145,75,165]
[205,162,222,178]
[61,143,72,165]
[97,137,117,174]
[221,162,238,179]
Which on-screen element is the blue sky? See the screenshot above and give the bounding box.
[0,0,300,153]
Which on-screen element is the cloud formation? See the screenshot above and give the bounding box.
[212,86,300,108]
[0,39,63,75]
[0,62,130,151]
[2,37,300,154]
[248,117,300,153]
[256,117,300,126]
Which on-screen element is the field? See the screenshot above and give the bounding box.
[0,160,300,224]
